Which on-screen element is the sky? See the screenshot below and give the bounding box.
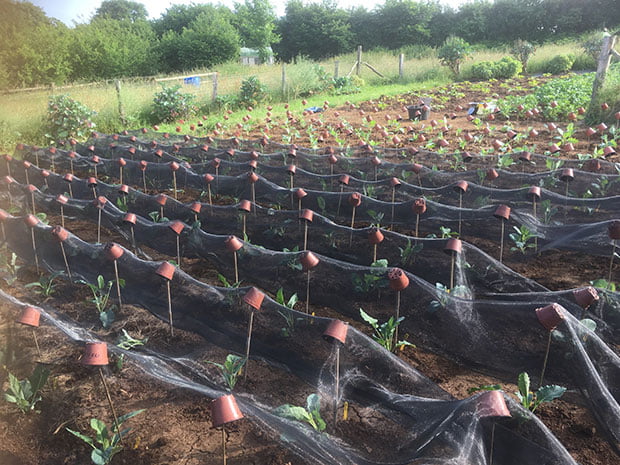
[31,0,469,26]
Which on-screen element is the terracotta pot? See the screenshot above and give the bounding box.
[583,159,601,172]
[506,130,517,140]
[486,169,499,181]
[585,127,597,137]
[348,192,362,207]
[154,150,163,158]
[535,303,565,331]
[248,151,259,160]
[528,128,538,137]
[598,123,608,133]
[105,243,124,261]
[519,152,532,162]
[24,214,39,228]
[51,225,69,242]
[388,268,409,291]
[123,213,136,225]
[412,198,426,215]
[23,160,31,169]
[559,168,574,182]
[238,200,251,212]
[528,186,541,199]
[493,205,511,221]
[243,287,264,310]
[371,156,381,166]
[287,164,296,175]
[118,184,129,195]
[292,188,307,200]
[189,202,201,214]
[26,184,37,193]
[16,306,41,327]
[94,196,107,209]
[0,209,8,221]
[248,160,258,170]
[118,158,127,167]
[477,390,511,418]
[211,158,221,168]
[328,154,338,165]
[368,228,384,245]
[549,144,561,154]
[573,286,599,309]
[287,148,297,158]
[155,194,167,206]
[49,146,57,153]
[41,170,50,178]
[225,235,243,252]
[86,177,97,187]
[301,251,320,271]
[563,143,575,152]
[390,177,401,188]
[204,173,215,184]
[461,152,473,162]
[444,238,462,255]
[323,319,348,344]
[453,180,468,193]
[169,221,185,235]
[225,148,235,157]
[339,174,350,185]
[63,173,73,183]
[211,394,244,428]
[56,194,69,205]
[608,221,620,240]
[156,261,176,281]
[603,146,616,157]
[492,140,503,150]
[81,342,109,366]
[299,209,314,222]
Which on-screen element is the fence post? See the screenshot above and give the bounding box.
[281,63,287,99]
[114,80,127,127]
[589,33,617,112]
[356,46,362,76]
[399,54,404,79]
[334,61,339,79]
[212,73,218,103]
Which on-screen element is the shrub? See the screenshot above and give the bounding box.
[471,57,522,81]
[470,62,495,81]
[239,76,268,107]
[510,39,536,73]
[545,54,575,75]
[45,94,96,142]
[150,85,197,124]
[581,31,605,61]
[437,36,472,76]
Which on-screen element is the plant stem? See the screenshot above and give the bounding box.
[539,331,552,388]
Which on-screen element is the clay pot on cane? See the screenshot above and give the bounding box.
[535,303,565,331]
[390,177,401,188]
[123,213,136,225]
[238,200,251,213]
[94,196,107,209]
[411,163,423,174]
[296,188,307,200]
[368,228,384,245]
[493,205,511,221]
[224,235,243,252]
[323,320,348,344]
[528,186,541,200]
[248,172,259,184]
[88,177,97,187]
[169,221,185,235]
[299,209,314,222]
[211,394,244,428]
[339,174,350,186]
[519,152,532,163]
[243,287,264,310]
[328,154,338,165]
[0,209,8,222]
[486,169,499,181]
[477,391,511,418]
[573,287,599,309]
[412,198,426,215]
[444,238,462,255]
[155,194,167,206]
[156,261,176,281]
[608,221,620,240]
[461,152,473,162]
[348,193,362,207]
[24,214,39,228]
[559,168,574,182]
[300,251,320,271]
[603,146,616,157]
[81,342,109,366]
[453,180,468,193]
[388,268,409,291]
[204,173,215,184]
[52,225,69,242]
[189,202,201,214]
[17,306,40,327]
[105,243,124,261]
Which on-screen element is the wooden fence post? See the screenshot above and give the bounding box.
[281,63,287,98]
[356,46,362,76]
[399,54,404,79]
[589,34,617,112]
[212,72,218,103]
[114,80,127,127]
[334,61,339,79]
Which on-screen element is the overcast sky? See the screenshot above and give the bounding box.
[31,0,469,26]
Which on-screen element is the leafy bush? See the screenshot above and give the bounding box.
[471,57,522,81]
[239,76,268,107]
[544,54,575,75]
[510,39,536,73]
[437,36,472,76]
[45,94,96,142]
[581,31,605,61]
[150,85,197,124]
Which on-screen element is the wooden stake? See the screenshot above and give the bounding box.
[67,183,73,198]
[30,228,39,273]
[142,170,147,192]
[489,423,496,465]
[99,367,123,446]
[59,242,71,280]
[176,235,181,270]
[130,226,136,255]
[336,185,344,217]
[97,209,102,244]
[458,191,463,236]
[215,166,219,196]
[91,186,97,199]
[60,205,65,228]
[166,280,174,337]
[533,198,538,251]
[251,184,256,217]
[233,251,239,283]
[415,213,420,238]
[539,331,552,388]
[390,187,396,228]
[450,253,455,289]
[394,291,401,346]
[373,243,377,263]
[305,270,311,314]
[30,191,36,215]
[113,260,122,311]
[244,310,254,381]
[119,166,123,185]
[303,221,308,251]
[609,241,616,282]
[172,171,177,200]
[32,328,41,357]
[349,206,356,246]
[499,219,505,263]
[333,344,340,429]
[222,427,227,465]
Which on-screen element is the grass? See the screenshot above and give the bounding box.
[0,39,597,152]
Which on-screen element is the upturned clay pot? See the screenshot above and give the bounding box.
[583,159,601,172]
[444,238,462,255]
[81,342,109,366]
[91,155,101,165]
[388,268,409,291]
[411,163,423,175]
[339,174,350,185]
[608,221,620,240]
[549,144,561,154]
[63,173,73,183]
[169,221,185,235]
[94,196,107,209]
[368,228,384,245]
[211,394,244,428]
[41,170,50,178]
[238,200,251,212]
[528,186,541,199]
[118,158,127,167]
[412,198,426,215]
[301,251,320,271]
[189,202,201,214]
[105,243,124,260]
[453,180,468,193]
[295,188,307,200]
[461,152,473,162]
[249,151,259,160]
[585,127,596,137]
[211,158,221,168]
[155,261,175,281]
[248,160,257,170]
[243,287,264,310]
[225,148,235,157]
[26,184,37,193]
[288,148,297,158]
[519,152,532,162]
[287,165,296,175]
[328,154,338,165]
[535,303,565,331]
[573,286,599,309]
[56,194,68,205]
[477,390,511,418]
[299,209,314,222]
[323,319,348,344]
[204,173,215,184]
[348,192,362,207]
[155,194,167,206]
[371,156,381,166]
[87,177,97,187]
[248,172,259,184]
[24,214,39,228]
[506,130,518,140]
[598,123,608,133]
[23,160,31,169]
[0,209,8,221]
[118,184,129,194]
[486,168,499,181]
[559,168,574,182]
[224,235,243,252]
[51,225,69,242]
[390,177,401,188]
[493,205,511,221]
[603,146,616,157]
[123,213,136,225]
[16,306,40,327]
[169,161,180,171]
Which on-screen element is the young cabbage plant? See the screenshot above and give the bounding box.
[4,364,50,414]
[515,372,566,413]
[66,409,144,465]
[25,270,63,298]
[206,354,246,391]
[509,225,537,254]
[79,275,122,329]
[359,308,414,352]
[273,393,326,432]
[217,273,242,288]
[0,252,22,285]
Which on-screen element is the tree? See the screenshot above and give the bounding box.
[234,0,280,62]
[152,4,235,37]
[93,0,148,23]
[373,0,438,49]
[437,36,472,76]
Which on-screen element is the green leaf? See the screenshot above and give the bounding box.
[359,308,378,328]
[66,428,95,448]
[91,448,110,465]
[536,385,566,403]
[91,418,108,443]
[273,404,313,424]
[306,393,320,414]
[100,309,115,329]
[29,365,50,394]
[579,318,597,332]
[518,372,530,403]
[116,409,144,426]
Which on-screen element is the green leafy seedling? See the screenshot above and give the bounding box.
[25,270,63,298]
[217,273,242,288]
[509,225,537,254]
[206,354,246,391]
[359,308,414,352]
[79,275,122,329]
[273,393,326,432]
[66,409,144,465]
[515,372,566,413]
[4,364,50,414]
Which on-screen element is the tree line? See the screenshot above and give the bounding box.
[1,0,618,89]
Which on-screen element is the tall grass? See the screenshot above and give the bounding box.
[0,39,596,151]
